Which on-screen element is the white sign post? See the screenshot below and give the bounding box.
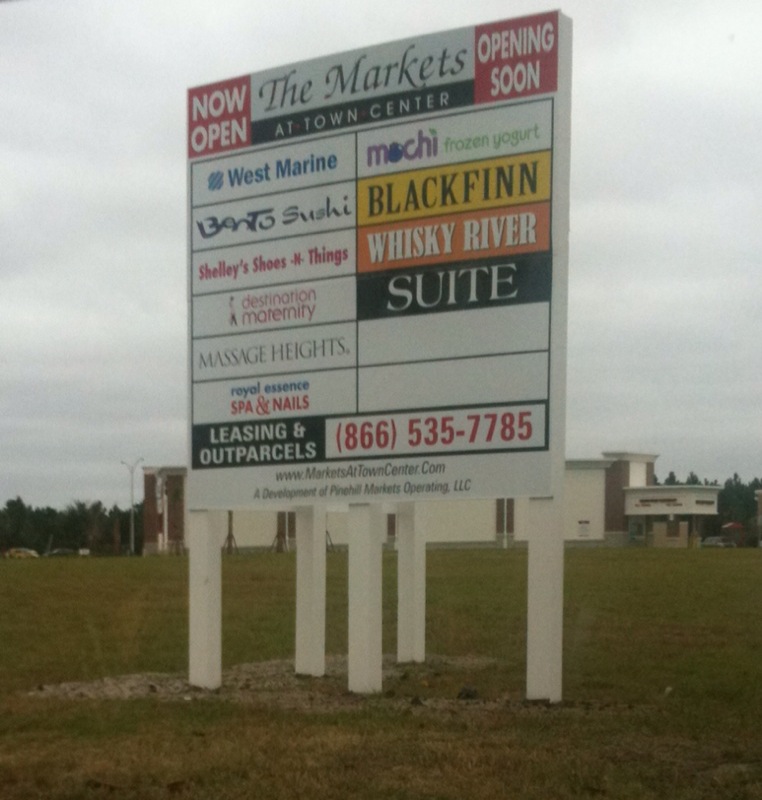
[188,511,224,689]
[187,10,572,698]
[397,502,426,663]
[294,505,326,676]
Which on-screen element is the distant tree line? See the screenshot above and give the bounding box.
[0,498,144,556]
[656,472,762,545]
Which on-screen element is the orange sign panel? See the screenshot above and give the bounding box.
[358,203,550,273]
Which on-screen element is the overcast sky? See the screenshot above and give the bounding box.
[1,0,760,510]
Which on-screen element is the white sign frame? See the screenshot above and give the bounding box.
[187,11,571,510]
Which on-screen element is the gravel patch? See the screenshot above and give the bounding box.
[29,655,508,712]
[29,655,639,716]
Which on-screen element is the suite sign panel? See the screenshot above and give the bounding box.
[188,11,571,509]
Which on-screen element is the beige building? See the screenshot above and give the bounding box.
[143,452,719,552]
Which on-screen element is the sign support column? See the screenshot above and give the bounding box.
[348,505,384,693]
[188,510,224,689]
[295,505,327,676]
[397,502,426,663]
[526,497,564,702]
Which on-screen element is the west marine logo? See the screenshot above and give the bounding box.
[366,129,438,168]
[208,171,224,191]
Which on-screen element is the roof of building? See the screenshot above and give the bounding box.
[601,451,659,463]
[566,458,614,470]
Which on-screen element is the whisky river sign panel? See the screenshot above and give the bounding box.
[188,11,572,509]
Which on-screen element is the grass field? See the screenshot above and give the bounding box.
[1,548,761,799]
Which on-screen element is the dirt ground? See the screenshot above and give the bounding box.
[28,655,515,714]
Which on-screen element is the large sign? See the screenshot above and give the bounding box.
[188,11,571,508]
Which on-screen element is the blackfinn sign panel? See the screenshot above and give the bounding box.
[188,11,571,508]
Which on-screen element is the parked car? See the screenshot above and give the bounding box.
[43,548,78,557]
[6,548,40,558]
[701,536,735,548]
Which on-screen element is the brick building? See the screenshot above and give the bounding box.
[142,467,186,554]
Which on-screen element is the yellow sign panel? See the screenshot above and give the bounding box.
[358,151,551,225]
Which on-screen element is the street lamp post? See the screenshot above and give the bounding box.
[121,458,144,555]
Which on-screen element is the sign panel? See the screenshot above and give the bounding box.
[188,11,571,508]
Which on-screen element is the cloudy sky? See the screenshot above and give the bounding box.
[1,0,760,510]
